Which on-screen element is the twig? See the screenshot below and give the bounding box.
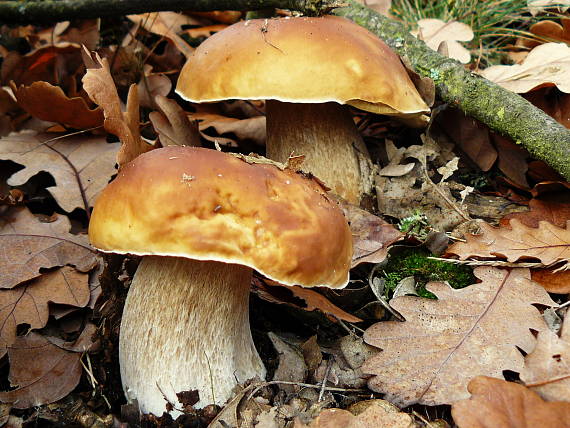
[428,257,554,269]
[318,359,332,402]
[247,380,367,400]
[0,0,337,24]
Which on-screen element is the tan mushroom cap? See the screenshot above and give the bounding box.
[176,16,429,117]
[89,147,352,288]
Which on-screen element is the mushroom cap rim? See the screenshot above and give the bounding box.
[93,245,350,289]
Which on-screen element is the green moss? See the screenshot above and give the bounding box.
[382,247,475,299]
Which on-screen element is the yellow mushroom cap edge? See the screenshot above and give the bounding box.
[176,16,430,117]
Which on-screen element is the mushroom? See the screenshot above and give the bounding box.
[89,146,352,416]
[176,16,430,203]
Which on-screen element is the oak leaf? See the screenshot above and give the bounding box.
[446,219,570,269]
[127,12,196,58]
[340,202,403,267]
[10,81,104,130]
[0,131,120,213]
[82,52,152,167]
[451,376,570,428]
[192,111,266,146]
[0,267,90,358]
[362,267,555,406]
[149,95,200,147]
[0,325,96,409]
[0,207,96,289]
[480,43,570,93]
[415,19,473,64]
[520,314,570,401]
[295,400,415,428]
[531,269,570,293]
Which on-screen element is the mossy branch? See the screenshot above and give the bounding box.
[3,0,570,180]
[334,0,570,181]
[0,0,330,24]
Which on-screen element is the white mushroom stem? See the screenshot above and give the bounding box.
[119,256,266,416]
[266,100,374,204]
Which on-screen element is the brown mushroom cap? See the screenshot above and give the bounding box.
[89,147,352,288]
[176,16,429,117]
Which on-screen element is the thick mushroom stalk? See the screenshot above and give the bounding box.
[266,101,373,204]
[120,256,265,416]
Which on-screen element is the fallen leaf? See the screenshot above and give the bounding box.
[528,0,570,16]
[531,269,570,293]
[363,267,555,406]
[480,43,570,93]
[357,0,392,17]
[187,11,242,24]
[524,87,570,129]
[137,65,172,109]
[492,133,529,189]
[438,109,498,172]
[0,130,120,212]
[192,111,266,146]
[269,333,307,393]
[340,202,403,267]
[451,376,570,428]
[0,328,95,409]
[127,12,195,58]
[501,183,570,228]
[0,207,96,289]
[0,266,90,358]
[521,314,570,401]
[182,24,228,39]
[11,81,104,130]
[1,44,83,88]
[149,95,201,147]
[295,399,415,428]
[82,52,152,167]
[256,278,363,323]
[0,88,20,137]
[446,220,570,269]
[415,19,473,64]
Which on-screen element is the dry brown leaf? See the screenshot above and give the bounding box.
[446,219,570,269]
[0,207,96,289]
[127,12,195,58]
[415,19,473,63]
[0,88,20,137]
[137,65,172,109]
[182,24,228,38]
[520,314,570,401]
[295,400,415,428]
[363,267,555,406]
[340,202,403,267]
[501,183,570,228]
[480,43,570,93]
[82,52,152,167]
[531,269,570,293]
[192,111,266,146]
[451,376,570,428]
[11,81,104,130]
[439,109,498,172]
[528,0,570,16]
[356,0,392,17]
[149,95,200,147]
[0,131,119,212]
[0,327,96,409]
[1,44,83,88]
[0,267,90,358]
[255,278,362,323]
